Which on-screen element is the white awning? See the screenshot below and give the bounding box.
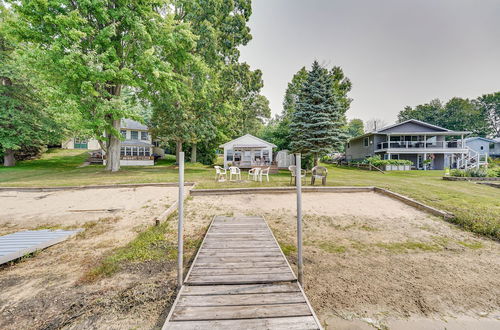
[233,144,268,148]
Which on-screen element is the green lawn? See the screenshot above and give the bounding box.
[1,149,499,239]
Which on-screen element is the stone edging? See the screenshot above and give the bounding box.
[0,182,196,192]
[189,186,454,220]
[189,186,375,196]
[443,176,500,181]
[373,187,454,219]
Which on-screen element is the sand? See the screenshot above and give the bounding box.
[0,190,499,329]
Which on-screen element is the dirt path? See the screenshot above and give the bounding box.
[0,191,499,329]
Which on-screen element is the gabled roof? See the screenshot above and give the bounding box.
[348,119,471,142]
[219,134,277,148]
[463,137,495,143]
[376,119,451,133]
[121,118,148,130]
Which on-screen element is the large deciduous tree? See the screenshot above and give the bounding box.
[0,4,64,166]
[347,118,364,138]
[7,0,200,171]
[477,92,500,137]
[290,61,346,166]
[152,0,269,164]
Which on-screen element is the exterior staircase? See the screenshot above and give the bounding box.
[456,147,488,170]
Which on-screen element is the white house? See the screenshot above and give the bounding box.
[219,134,276,169]
[63,119,154,166]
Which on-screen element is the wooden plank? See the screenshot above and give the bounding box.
[170,303,312,321]
[186,273,296,285]
[177,292,306,307]
[190,266,292,276]
[195,256,285,263]
[200,247,280,252]
[200,251,286,258]
[164,316,319,330]
[194,261,289,269]
[182,283,301,295]
[201,243,277,249]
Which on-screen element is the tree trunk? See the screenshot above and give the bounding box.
[3,149,16,167]
[191,144,197,163]
[314,153,319,167]
[176,141,183,165]
[105,119,121,172]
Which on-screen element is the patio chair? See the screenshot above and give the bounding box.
[288,165,306,185]
[248,167,261,181]
[229,166,241,181]
[259,167,270,182]
[214,166,226,182]
[311,166,328,185]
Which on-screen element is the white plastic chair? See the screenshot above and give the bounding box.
[248,167,261,181]
[214,166,226,182]
[259,167,270,182]
[229,166,241,181]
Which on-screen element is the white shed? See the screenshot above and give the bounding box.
[219,134,277,169]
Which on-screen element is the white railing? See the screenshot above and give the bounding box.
[456,147,488,170]
[377,140,463,150]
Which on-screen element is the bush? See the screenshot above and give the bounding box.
[365,155,412,167]
[450,167,495,177]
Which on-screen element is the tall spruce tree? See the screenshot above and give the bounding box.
[290,61,345,166]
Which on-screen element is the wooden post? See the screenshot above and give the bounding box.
[178,152,184,287]
[295,153,303,285]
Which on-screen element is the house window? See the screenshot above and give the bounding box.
[131,131,139,140]
[132,147,138,156]
[226,150,233,161]
[120,147,125,156]
[141,131,148,140]
[126,147,132,156]
[364,138,369,147]
[145,148,151,156]
[120,130,127,139]
[138,147,144,156]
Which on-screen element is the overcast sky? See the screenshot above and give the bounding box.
[239,0,500,125]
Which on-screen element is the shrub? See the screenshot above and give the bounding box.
[365,155,412,167]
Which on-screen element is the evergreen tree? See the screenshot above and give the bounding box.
[290,61,346,166]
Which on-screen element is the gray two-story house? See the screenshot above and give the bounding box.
[345,119,479,170]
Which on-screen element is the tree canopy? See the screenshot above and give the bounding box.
[397,96,494,137]
[0,4,67,166]
[289,61,347,166]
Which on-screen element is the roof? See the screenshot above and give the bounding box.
[377,119,451,133]
[219,134,277,148]
[463,137,495,143]
[348,119,471,142]
[121,140,153,147]
[121,118,148,130]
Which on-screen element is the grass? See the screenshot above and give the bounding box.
[375,241,442,253]
[317,241,347,253]
[83,219,175,281]
[1,148,499,239]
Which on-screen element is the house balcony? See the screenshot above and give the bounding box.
[375,141,467,154]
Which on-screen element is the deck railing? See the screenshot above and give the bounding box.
[377,141,464,150]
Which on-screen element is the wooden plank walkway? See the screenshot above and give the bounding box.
[163,216,321,329]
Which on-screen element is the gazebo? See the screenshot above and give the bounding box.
[219,134,277,169]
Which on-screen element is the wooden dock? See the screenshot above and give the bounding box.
[163,216,321,329]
